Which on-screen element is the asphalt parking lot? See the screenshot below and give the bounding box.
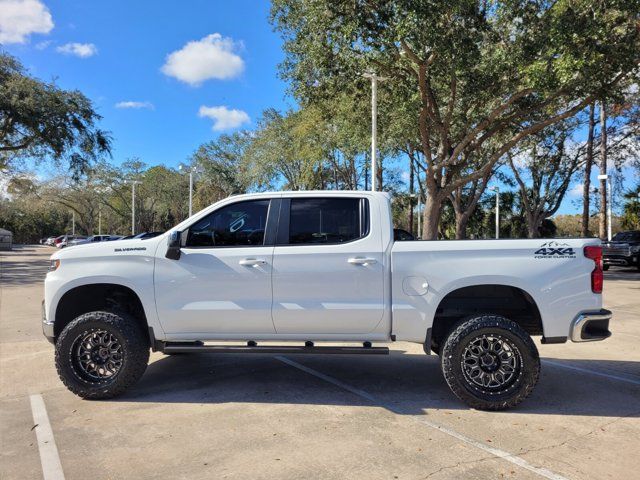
[1,245,639,480]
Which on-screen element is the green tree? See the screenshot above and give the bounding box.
[621,159,640,230]
[0,52,111,178]
[246,108,328,190]
[191,131,254,210]
[508,121,588,238]
[272,0,640,239]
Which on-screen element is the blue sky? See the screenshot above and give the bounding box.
[1,0,634,215]
[2,0,290,169]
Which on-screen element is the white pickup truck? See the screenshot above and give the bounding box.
[43,191,611,410]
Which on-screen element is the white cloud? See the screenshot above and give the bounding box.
[115,101,154,110]
[198,105,250,131]
[568,183,584,197]
[0,0,53,44]
[161,33,244,86]
[34,39,50,49]
[56,42,97,58]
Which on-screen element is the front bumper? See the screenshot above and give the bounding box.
[42,300,55,344]
[570,309,612,342]
[603,254,638,266]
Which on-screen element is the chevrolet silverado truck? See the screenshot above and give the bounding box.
[43,191,612,410]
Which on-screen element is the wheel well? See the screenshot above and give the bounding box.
[54,283,148,338]
[430,285,543,351]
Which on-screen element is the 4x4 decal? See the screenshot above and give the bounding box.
[534,241,575,259]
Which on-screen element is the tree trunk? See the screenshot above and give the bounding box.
[408,159,414,235]
[455,211,470,240]
[526,212,540,239]
[422,193,441,240]
[581,102,595,237]
[598,101,608,240]
[364,162,369,191]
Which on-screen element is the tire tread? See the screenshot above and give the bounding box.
[55,311,149,399]
[441,314,540,411]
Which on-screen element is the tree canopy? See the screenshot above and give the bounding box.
[0,52,111,178]
[271,0,640,238]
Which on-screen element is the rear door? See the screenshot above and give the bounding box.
[271,196,385,335]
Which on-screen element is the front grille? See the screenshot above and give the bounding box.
[603,245,631,256]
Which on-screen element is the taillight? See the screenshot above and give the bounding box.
[584,246,603,293]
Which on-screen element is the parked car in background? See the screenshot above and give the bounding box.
[53,235,65,248]
[68,235,122,247]
[603,230,640,271]
[57,235,86,248]
[393,228,415,241]
[44,236,57,246]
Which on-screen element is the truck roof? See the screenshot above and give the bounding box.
[228,190,392,200]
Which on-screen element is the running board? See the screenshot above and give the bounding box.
[160,343,389,355]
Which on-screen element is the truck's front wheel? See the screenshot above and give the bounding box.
[441,315,540,411]
[55,311,150,399]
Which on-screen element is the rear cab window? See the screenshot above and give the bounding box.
[280,197,369,245]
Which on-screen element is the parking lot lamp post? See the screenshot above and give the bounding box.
[98,205,102,236]
[362,72,387,192]
[127,180,141,235]
[179,164,202,217]
[597,174,612,241]
[72,211,75,236]
[489,186,499,239]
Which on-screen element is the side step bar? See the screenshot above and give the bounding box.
[160,343,389,355]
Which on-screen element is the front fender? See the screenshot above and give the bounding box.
[44,259,163,338]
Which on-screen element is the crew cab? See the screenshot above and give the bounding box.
[43,191,611,410]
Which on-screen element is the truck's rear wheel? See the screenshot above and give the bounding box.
[55,311,149,399]
[440,315,540,411]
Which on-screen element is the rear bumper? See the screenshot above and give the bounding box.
[570,309,612,342]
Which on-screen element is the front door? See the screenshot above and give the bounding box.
[154,199,276,336]
[271,197,385,335]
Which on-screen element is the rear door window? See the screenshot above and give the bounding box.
[286,198,368,245]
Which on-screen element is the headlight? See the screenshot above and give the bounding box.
[49,259,60,271]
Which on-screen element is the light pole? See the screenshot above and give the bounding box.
[597,174,612,241]
[362,72,387,192]
[72,211,75,236]
[98,205,102,235]
[127,180,141,235]
[179,164,202,217]
[489,186,500,239]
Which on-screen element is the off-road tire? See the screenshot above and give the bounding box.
[441,314,540,411]
[55,311,149,399]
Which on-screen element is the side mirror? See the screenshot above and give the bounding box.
[166,231,182,260]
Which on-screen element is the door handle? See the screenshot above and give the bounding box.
[348,257,377,265]
[239,258,267,267]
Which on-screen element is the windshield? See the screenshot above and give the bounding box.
[612,231,640,242]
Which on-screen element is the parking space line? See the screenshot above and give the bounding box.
[275,356,568,480]
[29,394,65,480]
[542,360,640,386]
